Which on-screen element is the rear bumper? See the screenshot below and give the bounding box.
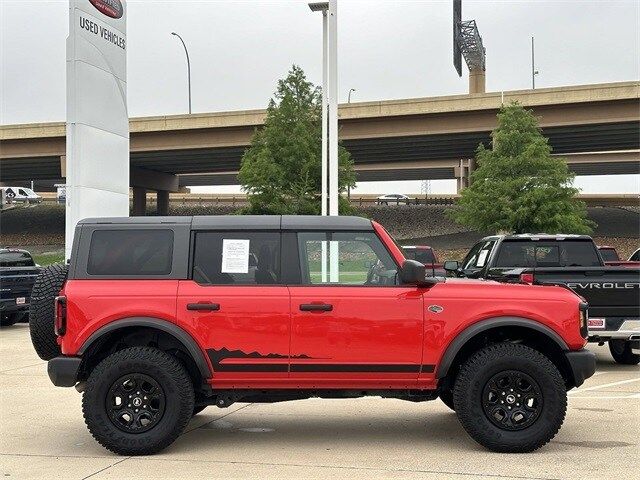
[566,349,597,388]
[47,356,81,387]
[588,319,640,342]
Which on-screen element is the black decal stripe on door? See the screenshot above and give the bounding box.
[206,349,435,374]
[290,364,422,373]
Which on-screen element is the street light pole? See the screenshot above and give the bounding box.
[348,88,356,103]
[327,0,338,217]
[531,36,539,89]
[171,32,192,114]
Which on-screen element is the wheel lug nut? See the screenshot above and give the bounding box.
[128,404,131,407]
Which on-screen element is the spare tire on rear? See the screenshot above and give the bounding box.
[29,264,68,360]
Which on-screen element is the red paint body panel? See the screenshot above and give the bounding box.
[289,285,424,388]
[176,281,290,383]
[60,280,179,355]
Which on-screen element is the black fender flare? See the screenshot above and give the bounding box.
[436,316,569,379]
[77,317,212,380]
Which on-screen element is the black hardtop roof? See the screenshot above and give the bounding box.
[480,233,594,242]
[78,215,373,231]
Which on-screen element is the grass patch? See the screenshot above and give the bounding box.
[33,251,65,266]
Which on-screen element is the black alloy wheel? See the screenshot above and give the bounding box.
[482,370,543,431]
[106,373,166,433]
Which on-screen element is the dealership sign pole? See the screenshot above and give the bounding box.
[65,0,129,259]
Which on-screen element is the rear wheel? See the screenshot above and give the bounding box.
[609,340,640,365]
[29,264,68,360]
[83,347,194,456]
[453,343,566,453]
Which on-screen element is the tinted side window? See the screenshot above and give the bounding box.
[462,240,496,270]
[599,249,619,262]
[297,231,397,286]
[87,229,173,275]
[192,231,281,285]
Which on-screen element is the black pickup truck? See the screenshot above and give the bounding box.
[445,234,640,365]
[0,248,41,327]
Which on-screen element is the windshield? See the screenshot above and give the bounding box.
[0,251,35,267]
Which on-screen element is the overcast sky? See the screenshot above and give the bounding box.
[1,0,639,194]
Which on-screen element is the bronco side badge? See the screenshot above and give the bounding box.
[428,305,444,314]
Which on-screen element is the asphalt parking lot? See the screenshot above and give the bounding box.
[1,323,638,480]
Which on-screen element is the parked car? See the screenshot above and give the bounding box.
[597,245,640,268]
[402,245,446,276]
[31,216,594,455]
[0,248,41,326]
[0,187,42,204]
[376,193,412,205]
[445,234,640,364]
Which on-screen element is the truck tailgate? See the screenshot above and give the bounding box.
[532,267,640,318]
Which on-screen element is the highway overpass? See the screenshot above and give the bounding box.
[1,81,638,213]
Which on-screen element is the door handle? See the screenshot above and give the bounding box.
[299,303,333,312]
[187,303,220,311]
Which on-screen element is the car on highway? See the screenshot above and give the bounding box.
[0,248,41,326]
[376,193,413,205]
[446,234,640,364]
[402,245,446,276]
[31,216,595,456]
[0,187,42,204]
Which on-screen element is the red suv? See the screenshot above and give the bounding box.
[30,215,595,456]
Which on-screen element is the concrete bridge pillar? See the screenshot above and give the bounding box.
[132,187,146,216]
[157,190,169,216]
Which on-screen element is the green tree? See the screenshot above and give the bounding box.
[238,65,355,215]
[450,103,594,234]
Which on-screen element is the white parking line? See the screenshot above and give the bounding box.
[568,377,640,395]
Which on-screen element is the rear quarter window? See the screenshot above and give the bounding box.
[87,229,174,276]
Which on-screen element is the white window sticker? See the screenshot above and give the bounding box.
[476,249,489,267]
[221,239,250,274]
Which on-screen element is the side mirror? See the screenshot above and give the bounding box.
[443,260,459,272]
[399,260,439,286]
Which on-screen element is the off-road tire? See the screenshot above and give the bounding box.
[609,340,640,365]
[453,343,567,453]
[439,388,455,411]
[83,347,195,456]
[0,313,19,327]
[29,264,68,360]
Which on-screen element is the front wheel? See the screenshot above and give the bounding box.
[453,343,567,453]
[83,347,195,456]
[609,340,640,365]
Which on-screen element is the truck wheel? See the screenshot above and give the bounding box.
[608,340,640,365]
[0,313,19,327]
[83,347,195,456]
[29,264,68,360]
[439,388,455,411]
[453,343,566,453]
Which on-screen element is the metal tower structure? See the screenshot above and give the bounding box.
[453,0,486,93]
